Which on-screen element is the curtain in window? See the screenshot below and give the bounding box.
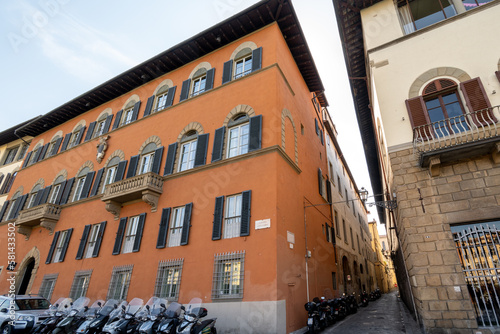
[398,5,415,34]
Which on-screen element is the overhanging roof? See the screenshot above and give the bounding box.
[332,0,386,223]
[11,0,327,141]
[0,116,41,145]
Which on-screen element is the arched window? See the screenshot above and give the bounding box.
[222,46,262,84]
[27,184,43,209]
[6,191,22,220]
[179,64,215,102]
[73,167,90,202]
[178,131,198,172]
[68,124,85,149]
[94,113,109,138]
[49,175,65,204]
[227,114,250,158]
[121,101,136,126]
[139,143,157,175]
[154,85,170,113]
[102,156,121,193]
[29,144,42,165]
[47,135,62,158]
[191,68,207,97]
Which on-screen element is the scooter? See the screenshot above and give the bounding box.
[176,298,217,334]
[304,298,321,334]
[30,298,72,334]
[137,297,168,334]
[101,298,143,334]
[52,296,90,334]
[75,299,111,334]
[157,302,183,334]
[360,291,369,307]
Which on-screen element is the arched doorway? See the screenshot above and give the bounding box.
[342,256,351,293]
[18,258,35,295]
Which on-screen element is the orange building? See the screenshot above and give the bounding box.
[0,1,338,332]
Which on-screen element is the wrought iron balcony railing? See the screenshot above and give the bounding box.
[413,106,500,168]
[16,203,62,239]
[101,172,163,219]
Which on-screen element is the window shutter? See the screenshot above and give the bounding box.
[85,122,97,142]
[326,224,331,243]
[0,200,9,222]
[126,155,140,179]
[326,180,332,204]
[112,217,127,255]
[51,137,63,156]
[39,185,52,205]
[315,118,319,135]
[194,134,209,168]
[5,173,16,194]
[60,133,72,152]
[163,143,178,176]
[0,173,11,194]
[0,175,4,191]
[251,47,262,72]
[38,143,50,161]
[79,171,96,200]
[212,196,224,240]
[143,95,155,117]
[32,147,43,163]
[14,194,28,218]
[92,221,106,257]
[405,96,433,139]
[248,115,262,152]
[132,213,146,253]
[21,152,32,169]
[240,190,251,237]
[180,203,193,246]
[75,126,86,145]
[156,208,171,249]
[211,126,226,163]
[33,189,45,207]
[76,225,91,260]
[103,114,114,134]
[205,68,215,91]
[112,110,123,130]
[165,86,177,108]
[58,228,73,262]
[222,60,233,84]
[460,77,496,125]
[7,198,21,220]
[131,101,141,122]
[179,79,191,102]
[114,160,128,182]
[89,168,104,197]
[151,147,164,174]
[59,177,75,205]
[46,231,60,264]
[320,130,324,145]
[54,180,67,205]
[318,168,323,196]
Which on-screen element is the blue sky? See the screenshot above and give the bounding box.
[0,0,384,232]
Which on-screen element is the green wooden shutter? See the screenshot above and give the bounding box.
[143,95,155,117]
[156,208,171,249]
[222,60,233,84]
[180,203,193,246]
[151,147,164,174]
[163,143,178,176]
[211,127,226,163]
[92,221,106,258]
[212,196,224,240]
[46,231,60,264]
[112,218,127,255]
[85,122,97,142]
[132,213,146,253]
[248,115,262,152]
[251,47,262,72]
[193,134,209,167]
[126,155,140,179]
[240,191,251,237]
[76,225,91,260]
[179,79,191,102]
[58,228,73,262]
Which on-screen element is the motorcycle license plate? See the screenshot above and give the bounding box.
[307,318,313,325]
[335,311,339,315]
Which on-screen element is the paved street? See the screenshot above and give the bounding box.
[322,291,423,334]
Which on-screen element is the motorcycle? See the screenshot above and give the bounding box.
[157,302,183,334]
[304,298,321,334]
[360,291,369,307]
[329,298,346,321]
[52,296,90,334]
[345,293,358,314]
[30,298,72,334]
[75,299,114,334]
[137,297,168,334]
[101,298,143,334]
[176,298,217,334]
[318,297,334,327]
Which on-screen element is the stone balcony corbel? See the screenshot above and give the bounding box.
[15,203,62,240]
[429,156,441,177]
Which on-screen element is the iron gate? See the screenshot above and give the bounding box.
[454,224,500,327]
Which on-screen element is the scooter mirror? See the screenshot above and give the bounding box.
[84,306,89,311]
[160,303,166,308]
[181,306,186,311]
[146,305,150,310]
[114,304,118,309]
[98,302,102,307]
[121,305,126,310]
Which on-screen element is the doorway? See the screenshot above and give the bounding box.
[18,258,35,295]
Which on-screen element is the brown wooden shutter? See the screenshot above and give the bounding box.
[405,96,433,140]
[460,77,497,126]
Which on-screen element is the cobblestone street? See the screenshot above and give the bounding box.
[322,291,422,334]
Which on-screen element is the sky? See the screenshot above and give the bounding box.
[0,0,386,234]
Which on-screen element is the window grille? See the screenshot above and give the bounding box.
[69,270,92,299]
[154,259,183,301]
[212,251,245,300]
[107,265,133,301]
[39,274,58,301]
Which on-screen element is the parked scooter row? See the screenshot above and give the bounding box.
[30,296,217,334]
[304,289,382,333]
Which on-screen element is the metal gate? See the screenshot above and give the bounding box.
[454,224,500,327]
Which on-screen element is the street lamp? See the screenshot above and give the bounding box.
[359,187,398,212]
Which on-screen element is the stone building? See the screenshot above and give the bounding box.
[334,0,500,333]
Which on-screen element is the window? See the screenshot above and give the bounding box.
[178,132,197,172]
[338,177,341,194]
[85,223,103,258]
[191,75,207,97]
[357,234,360,254]
[29,145,42,165]
[107,265,133,301]
[329,162,334,183]
[102,157,120,193]
[212,191,251,241]
[48,177,64,204]
[212,251,245,299]
[6,191,21,221]
[335,210,341,238]
[3,147,18,165]
[350,227,355,250]
[17,144,28,161]
[121,108,134,126]
[332,272,337,290]
[27,184,43,208]
[39,274,58,300]
[68,126,82,148]
[53,230,69,263]
[345,188,349,206]
[139,143,157,175]
[227,115,249,158]
[343,219,348,242]
[397,0,457,34]
[463,0,493,10]
[72,167,89,202]
[154,259,183,301]
[69,270,92,299]
[168,207,185,247]
[94,117,107,138]
[224,194,243,239]
[46,137,60,158]
[234,54,253,79]
[122,216,140,254]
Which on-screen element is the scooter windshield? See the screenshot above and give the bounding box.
[108,300,127,319]
[184,298,202,315]
[72,297,91,310]
[57,298,73,311]
[100,299,118,316]
[136,297,158,318]
[165,302,182,318]
[126,297,143,315]
[150,298,168,316]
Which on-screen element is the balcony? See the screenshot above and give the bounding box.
[16,203,62,239]
[413,106,500,176]
[101,172,163,219]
